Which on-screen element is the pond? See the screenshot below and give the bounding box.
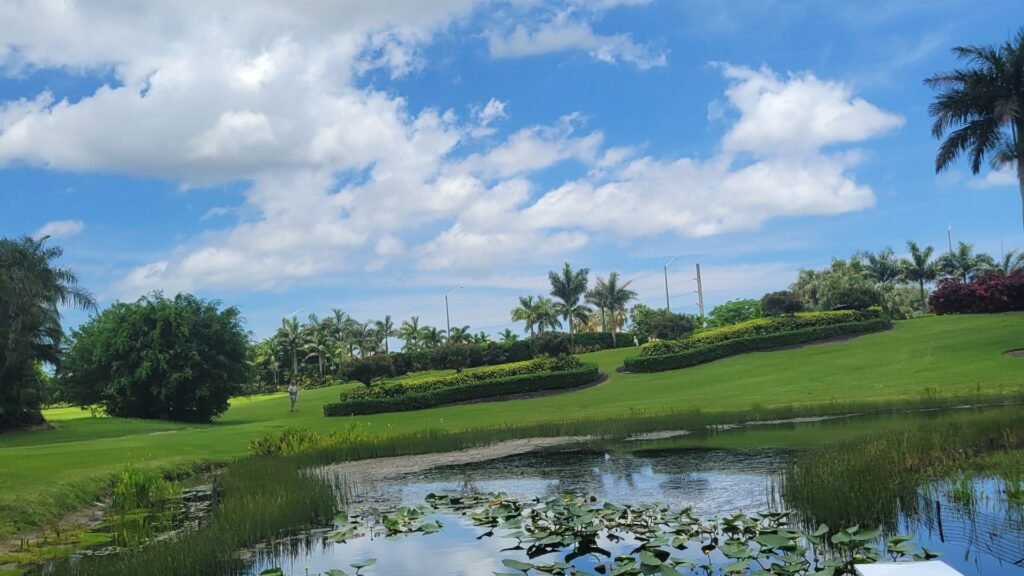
[247,444,1023,576]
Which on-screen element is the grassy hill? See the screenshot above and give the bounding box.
[1,312,1022,537]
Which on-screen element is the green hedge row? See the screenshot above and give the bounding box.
[324,363,600,416]
[640,309,882,357]
[340,356,581,401]
[623,320,888,373]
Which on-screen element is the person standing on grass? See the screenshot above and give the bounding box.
[288,382,298,412]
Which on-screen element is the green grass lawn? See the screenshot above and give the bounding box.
[1,313,1022,537]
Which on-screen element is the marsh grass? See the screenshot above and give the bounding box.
[49,457,337,576]
[782,407,1024,531]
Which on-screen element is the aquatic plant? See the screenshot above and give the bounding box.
[249,426,370,456]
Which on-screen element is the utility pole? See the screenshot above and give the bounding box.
[663,258,678,312]
[695,262,705,320]
[445,286,462,336]
[947,224,953,253]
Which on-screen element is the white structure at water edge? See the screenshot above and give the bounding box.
[856,561,963,576]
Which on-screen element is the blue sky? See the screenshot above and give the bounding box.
[2,0,1022,339]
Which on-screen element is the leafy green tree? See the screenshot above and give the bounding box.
[548,262,591,339]
[534,297,562,333]
[61,293,248,422]
[902,241,938,314]
[419,326,446,350]
[645,313,695,340]
[760,291,804,316]
[511,295,541,336]
[926,27,1024,230]
[498,329,519,344]
[0,236,95,429]
[446,325,472,344]
[707,299,762,327]
[302,313,333,382]
[252,339,282,390]
[937,241,996,282]
[860,247,907,318]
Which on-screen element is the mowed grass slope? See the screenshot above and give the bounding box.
[1,313,1022,534]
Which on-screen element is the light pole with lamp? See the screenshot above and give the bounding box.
[663,257,679,312]
[445,286,462,336]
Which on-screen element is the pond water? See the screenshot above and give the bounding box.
[246,446,1024,576]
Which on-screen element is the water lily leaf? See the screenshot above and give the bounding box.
[812,524,828,537]
[325,570,349,576]
[420,520,443,534]
[350,558,377,569]
[724,559,751,573]
[259,570,284,576]
[502,559,534,572]
[830,531,852,544]
[852,528,880,541]
[639,550,663,566]
[756,533,793,549]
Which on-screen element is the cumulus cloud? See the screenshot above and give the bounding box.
[33,219,85,239]
[0,2,900,297]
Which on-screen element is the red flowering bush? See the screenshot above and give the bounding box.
[928,271,1024,314]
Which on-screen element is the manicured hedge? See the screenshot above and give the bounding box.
[623,319,888,373]
[339,356,581,402]
[570,331,646,352]
[640,309,881,357]
[323,363,600,416]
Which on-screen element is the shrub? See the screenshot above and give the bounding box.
[760,290,804,316]
[339,356,581,402]
[533,332,572,356]
[640,309,881,357]
[339,354,395,386]
[431,343,472,372]
[563,331,645,352]
[929,271,1024,314]
[59,293,248,422]
[624,319,888,373]
[324,363,599,416]
[645,313,696,340]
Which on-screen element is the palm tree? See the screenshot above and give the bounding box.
[446,325,472,344]
[511,295,540,336]
[548,262,591,340]
[302,314,332,381]
[498,329,519,344]
[535,297,562,333]
[592,272,638,346]
[1,236,95,428]
[585,286,608,333]
[275,316,303,376]
[937,241,997,282]
[419,326,445,349]
[993,248,1024,275]
[374,315,396,354]
[398,316,422,351]
[926,27,1024,230]
[902,241,938,313]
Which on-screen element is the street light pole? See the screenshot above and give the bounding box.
[947,224,953,253]
[445,286,462,336]
[695,262,705,319]
[663,258,678,312]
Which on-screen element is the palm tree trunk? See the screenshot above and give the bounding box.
[291,350,298,375]
[1018,156,1024,233]
[919,279,927,314]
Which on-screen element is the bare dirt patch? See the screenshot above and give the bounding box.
[1005,349,1024,358]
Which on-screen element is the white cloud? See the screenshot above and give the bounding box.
[0,3,900,296]
[488,19,666,69]
[33,219,84,239]
[969,167,1017,189]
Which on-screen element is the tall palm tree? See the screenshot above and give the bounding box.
[585,285,608,333]
[938,241,997,282]
[1,236,95,428]
[902,241,938,314]
[511,295,540,336]
[926,27,1024,230]
[498,329,519,344]
[592,272,638,346]
[398,316,422,352]
[548,262,591,339]
[302,314,332,381]
[274,316,302,376]
[374,315,396,354]
[993,248,1024,275]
